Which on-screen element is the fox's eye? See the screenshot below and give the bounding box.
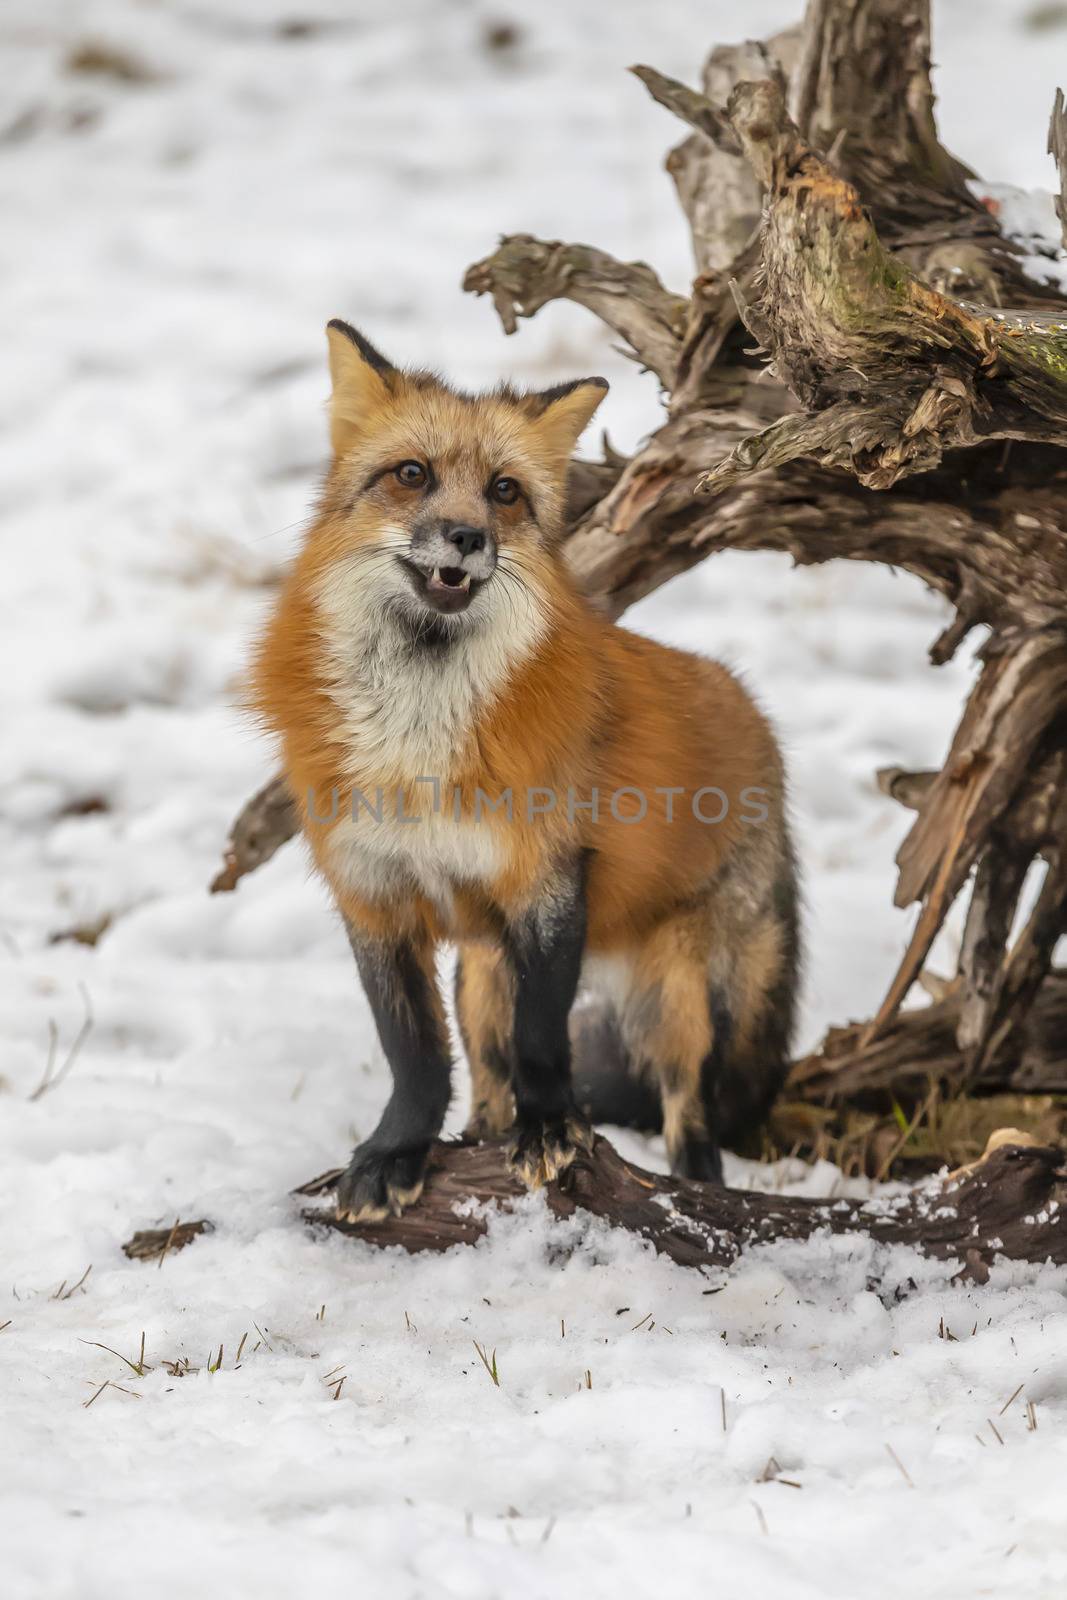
[491,475,520,505]
[395,460,427,488]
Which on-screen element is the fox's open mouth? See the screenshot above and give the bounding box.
[431,566,470,592]
[398,558,484,614]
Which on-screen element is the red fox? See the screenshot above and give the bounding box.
[251,320,799,1221]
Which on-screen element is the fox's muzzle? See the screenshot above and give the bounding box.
[402,517,497,614]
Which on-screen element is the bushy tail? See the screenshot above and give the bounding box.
[570,997,663,1131]
[571,834,800,1153]
[712,840,800,1150]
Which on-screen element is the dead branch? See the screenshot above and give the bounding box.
[791,972,1067,1103]
[210,772,298,894]
[122,1218,213,1262]
[462,234,687,386]
[1048,87,1067,252]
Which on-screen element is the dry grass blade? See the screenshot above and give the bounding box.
[80,1333,150,1378]
[999,1382,1025,1415]
[59,1264,92,1299]
[472,1340,500,1387]
[29,983,93,1102]
[157,1218,182,1271]
[30,1021,58,1104]
[873,1085,939,1183]
[885,1444,914,1487]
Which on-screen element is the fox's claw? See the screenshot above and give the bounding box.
[509,1113,594,1189]
[334,1145,428,1224]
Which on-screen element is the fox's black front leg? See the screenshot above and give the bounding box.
[337,924,452,1222]
[505,857,593,1187]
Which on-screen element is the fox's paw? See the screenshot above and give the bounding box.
[509,1113,594,1190]
[335,1145,428,1224]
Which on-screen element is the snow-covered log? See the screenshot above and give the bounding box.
[123,1135,1067,1283]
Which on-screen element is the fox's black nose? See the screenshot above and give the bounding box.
[443,523,487,558]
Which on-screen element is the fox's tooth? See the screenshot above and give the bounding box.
[432,567,442,583]
[460,573,471,591]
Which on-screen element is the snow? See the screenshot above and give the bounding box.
[3,1,1067,1596]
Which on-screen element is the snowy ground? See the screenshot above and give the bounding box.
[3,2,1067,1595]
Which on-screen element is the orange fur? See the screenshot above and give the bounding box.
[252,530,780,943]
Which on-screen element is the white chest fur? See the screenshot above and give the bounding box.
[327,803,503,914]
[311,552,546,911]
[314,552,545,781]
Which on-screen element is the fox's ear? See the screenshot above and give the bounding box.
[326,319,398,456]
[525,377,609,460]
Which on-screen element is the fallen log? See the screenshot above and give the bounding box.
[123,1134,1067,1284]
